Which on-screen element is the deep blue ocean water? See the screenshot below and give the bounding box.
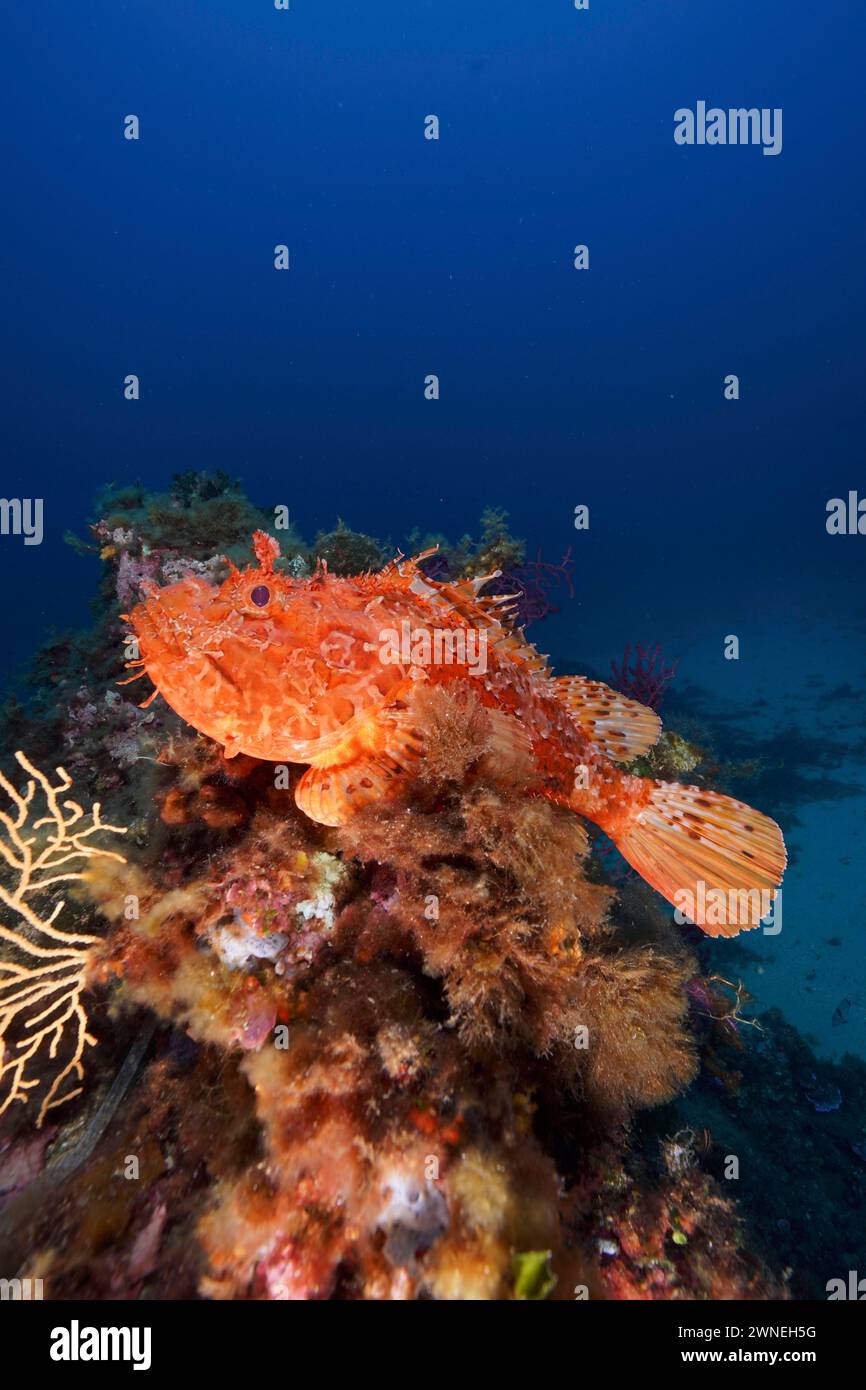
[2,2,865,1062]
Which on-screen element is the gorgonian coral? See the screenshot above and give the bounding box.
[610,642,679,711]
[0,752,126,1125]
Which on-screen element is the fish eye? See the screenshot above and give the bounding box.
[250,584,270,607]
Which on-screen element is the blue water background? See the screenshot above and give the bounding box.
[2,1,865,1057]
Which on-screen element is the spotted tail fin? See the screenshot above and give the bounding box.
[602,781,786,937]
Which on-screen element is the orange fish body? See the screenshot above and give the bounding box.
[128,532,785,937]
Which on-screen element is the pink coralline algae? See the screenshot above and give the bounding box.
[116,550,162,609]
[207,858,343,980]
[95,515,228,609]
[0,1127,56,1207]
[159,555,225,588]
[64,688,157,774]
[610,642,679,711]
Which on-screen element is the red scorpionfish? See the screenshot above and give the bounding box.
[127,532,786,937]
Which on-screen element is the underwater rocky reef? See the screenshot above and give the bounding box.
[0,475,861,1301]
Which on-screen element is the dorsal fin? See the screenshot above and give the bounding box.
[366,554,549,678]
[426,576,548,676]
[552,675,661,762]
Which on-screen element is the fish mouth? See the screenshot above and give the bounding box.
[131,578,227,659]
[127,578,235,711]
[131,594,186,659]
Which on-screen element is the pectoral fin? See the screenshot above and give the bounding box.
[294,710,424,826]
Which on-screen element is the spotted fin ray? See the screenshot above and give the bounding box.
[599,781,787,938]
[552,675,662,762]
[294,709,424,826]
